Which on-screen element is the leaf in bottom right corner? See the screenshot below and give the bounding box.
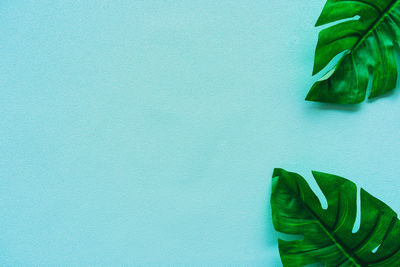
[271,168,400,267]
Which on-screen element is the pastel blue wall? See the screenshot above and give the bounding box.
[1,0,400,265]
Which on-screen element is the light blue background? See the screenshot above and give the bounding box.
[1,0,400,265]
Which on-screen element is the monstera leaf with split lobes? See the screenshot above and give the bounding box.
[271,168,400,266]
[306,0,400,104]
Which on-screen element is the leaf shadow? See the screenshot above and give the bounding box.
[366,89,398,103]
[307,102,361,113]
[305,85,400,111]
[265,177,279,247]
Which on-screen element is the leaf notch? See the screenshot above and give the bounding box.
[271,168,400,266]
[307,0,400,104]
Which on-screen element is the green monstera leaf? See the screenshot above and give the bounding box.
[306,0,400,104]
[271,168,400,266]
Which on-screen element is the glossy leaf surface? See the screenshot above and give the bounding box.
[271,168,400,266]
[307,0,400,104]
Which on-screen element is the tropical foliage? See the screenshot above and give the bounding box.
[307,0,400,104]
[271,168,400,266]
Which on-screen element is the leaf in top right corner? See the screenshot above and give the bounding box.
[307,0,400,104]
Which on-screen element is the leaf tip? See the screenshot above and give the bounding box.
[305,90,317,102]
[312,68,318,76]
[311,170,320,176]
[315,19,324,27]
[272,168,283,178]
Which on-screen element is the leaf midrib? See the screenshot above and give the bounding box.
[352,0,400,52]
[293,181,363,266]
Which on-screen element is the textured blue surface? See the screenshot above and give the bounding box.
[1,0,400,265]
